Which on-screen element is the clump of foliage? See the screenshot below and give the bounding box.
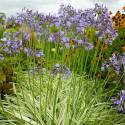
[1,71,125,125]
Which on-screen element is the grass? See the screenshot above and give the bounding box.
[0,70,125,125]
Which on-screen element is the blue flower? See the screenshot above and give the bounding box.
[63,67,71,79]
[4,48,12,55]
[114,64,120,75]
[86,43,94,50]
[23,47,32,56]
[111,90,125,113]
[35,50,44,58]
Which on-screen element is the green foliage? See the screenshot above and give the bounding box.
[105,29,125,56]
[0,24,4,39]
[0,72,124,125]
[84,26,97,42]
[0,12,5,19]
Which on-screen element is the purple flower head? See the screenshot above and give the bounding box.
[18,40,23,47]
[1,37,7,42]
[15,17,24,25]
[48,35,55,42]
[111,90,125,113]
[109,53,117,65]
[65,43,70,48]
[111,97,121,106]
[105,39,113,45]
[61,37,70,48]
[23,47,32,56]
[66,21,72,28]
[63,67,71,79]
[114,64,120,75]
[76,27,83,33]
[85,43,94,50]
[76,39,85,46]
[35,26,42,33]
[101,63,109,71]
[52,63,62,75]
[4,48,12,55]
[14,31,21,38]
[59,31,65,37]
[55,63,61,68]
[55,22,60,27]
[23,33,30,41]
[11,44,19,53]
[35,50,44,58]
[52,63,71,79]
[28,21,33,30]
[61,37,69,43]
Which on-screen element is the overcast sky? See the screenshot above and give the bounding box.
[0,0,125,16]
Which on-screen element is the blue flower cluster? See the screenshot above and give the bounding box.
[56,4,117,47]
[111,90,125,113]
[101,53,125,76]
[0,4,117,62]
[51,63,71,79]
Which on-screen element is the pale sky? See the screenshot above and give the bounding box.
[0,0,125,16]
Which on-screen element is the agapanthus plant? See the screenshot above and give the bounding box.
[0,3,119,97]
[111,90,125,113]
